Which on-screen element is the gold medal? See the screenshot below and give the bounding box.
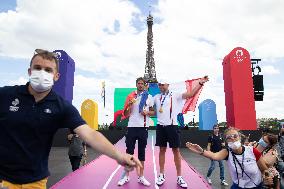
[159,107,163,113]
[131,98,136,104]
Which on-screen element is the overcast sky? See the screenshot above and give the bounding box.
[0,0,283,124]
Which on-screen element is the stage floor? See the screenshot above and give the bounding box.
[48,130,232,189]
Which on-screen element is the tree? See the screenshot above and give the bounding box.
[257,118,281,131]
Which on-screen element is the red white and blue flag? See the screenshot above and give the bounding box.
[169,78,204,114]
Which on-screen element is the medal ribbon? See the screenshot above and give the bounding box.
[159,92,168,109]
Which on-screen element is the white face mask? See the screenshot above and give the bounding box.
[29,70,54,92]
[228,141,242,150]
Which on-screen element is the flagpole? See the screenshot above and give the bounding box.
[101,81,107,126]
[104,87,105,108]
[101,81,106,108]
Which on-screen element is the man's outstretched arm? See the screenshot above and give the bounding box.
[74,124,142,170]
[182,76,209,99]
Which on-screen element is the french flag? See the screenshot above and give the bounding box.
[169,78,204,114]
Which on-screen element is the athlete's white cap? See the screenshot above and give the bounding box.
[158,79,170,85]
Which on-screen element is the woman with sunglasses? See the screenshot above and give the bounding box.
[186,127,273,189]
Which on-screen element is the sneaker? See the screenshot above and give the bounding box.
[221,180,229,186]
[207,177,212,184]
[156,173,166,186]
[138,176,151,186]
[118,176,129,186]
[177,176,188,188]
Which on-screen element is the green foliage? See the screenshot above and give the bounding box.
[98,124,109,130]
[257,118,281,130]
[218,122,227,128]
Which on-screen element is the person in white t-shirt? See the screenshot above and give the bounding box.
[186,127,275,189]
[118,77,155,187]
[154,76,209,188]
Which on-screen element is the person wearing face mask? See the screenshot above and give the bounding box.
[254,131,278,153]
[279,127,284,160]
[186,127,274,189]
[0,49,142,189]
[254,131,280,189]
[29,68,54,92]
[277,127,284,189]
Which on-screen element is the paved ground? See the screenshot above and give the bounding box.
[47,147,101,188]
[180,148,232,189]
[48,131,232,189]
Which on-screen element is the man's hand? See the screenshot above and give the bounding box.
[182,75,209,99]
[129,98,136,105]
[124,99,135,116]
[126,99,135,110]
[116,153,142,172]
[83,150,87,157]
[199,76,209,84]
[75,125,142,172]
[67,134,73,141]
[141,110,148,116]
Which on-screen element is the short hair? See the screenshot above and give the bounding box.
[136,77,146,84]
[30,49,59,72]
[213,124,219,129]
[262,127,273,135]
[264,133,278,146]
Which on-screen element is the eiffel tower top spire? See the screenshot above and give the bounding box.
[144,11,157,83]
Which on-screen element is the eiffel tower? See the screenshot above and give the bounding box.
[144,12,157,83]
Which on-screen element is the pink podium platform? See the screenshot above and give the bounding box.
[51,132,211,189]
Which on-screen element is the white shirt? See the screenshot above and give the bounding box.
[154,91,183,125]
[227,146,262,188]
[128,91,154,128]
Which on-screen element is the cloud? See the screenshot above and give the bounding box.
[1,0,284,123]
[261,65,280,75]
[255,85,284,119]
[0,0,142,60]
[8,76,28,85]
[153,0,284,79]
[147,0,284,122]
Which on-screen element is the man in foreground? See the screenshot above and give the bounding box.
[0,49,141,189]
